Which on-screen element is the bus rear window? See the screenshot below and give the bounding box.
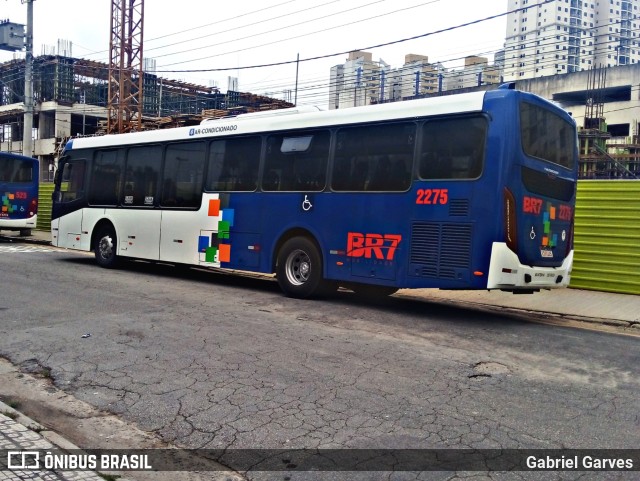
[520,102,575,170]
[521,166,575,202]
[0,158,33,183]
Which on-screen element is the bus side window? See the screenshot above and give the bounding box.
[263,130,329,192]
[59,160,86,203]
[123,145,162,207]
[89,149,123,206]
[419,117,487,180]
[161,142,205,208]
[206,136,261,192]
[332,122,415,192]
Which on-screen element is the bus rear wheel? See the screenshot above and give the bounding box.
[276,237,333,299]
[94,226,118,268]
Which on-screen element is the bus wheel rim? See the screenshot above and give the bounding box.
[285,249,311,286]
[99,235,113,260]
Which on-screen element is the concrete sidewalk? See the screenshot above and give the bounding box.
[402,287,640,328]
[0,405,127,481]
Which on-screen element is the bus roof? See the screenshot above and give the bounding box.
[65,90,490,151]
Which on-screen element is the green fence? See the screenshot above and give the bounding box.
[36,183,54,232]
[571,180,640,295]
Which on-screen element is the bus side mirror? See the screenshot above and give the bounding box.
[52,191,62,203]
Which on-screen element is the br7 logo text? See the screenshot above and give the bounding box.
[347,232,402,261]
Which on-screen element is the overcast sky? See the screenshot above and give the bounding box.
[1,0,508,105]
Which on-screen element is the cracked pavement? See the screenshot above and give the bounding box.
[1,247,638,480]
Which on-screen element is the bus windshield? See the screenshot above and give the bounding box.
[520,101,575,170]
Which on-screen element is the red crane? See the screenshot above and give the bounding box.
[108,0,144,134]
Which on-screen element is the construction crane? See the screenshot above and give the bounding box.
[107,0,144,134]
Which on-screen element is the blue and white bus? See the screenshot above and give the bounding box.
[51,85,578,298]
[0,152,39,236]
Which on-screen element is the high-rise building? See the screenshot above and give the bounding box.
[504,0,640,80]
[329,51,388,110]
[329,52,502,109]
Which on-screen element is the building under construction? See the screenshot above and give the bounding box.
[0,54,293,181]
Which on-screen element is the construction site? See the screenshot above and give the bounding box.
[0,0,292,183]
[0,53,292,181]
[576,66,640,179]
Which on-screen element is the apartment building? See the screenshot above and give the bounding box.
[329,51,389,109]
[329,52,502,109]
[504,0,640,80]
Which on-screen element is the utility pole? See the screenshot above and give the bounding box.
[22,0,34,157]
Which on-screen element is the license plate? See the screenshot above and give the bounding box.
[540,249,553,258]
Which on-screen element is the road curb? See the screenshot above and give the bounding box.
[397,292,640,332]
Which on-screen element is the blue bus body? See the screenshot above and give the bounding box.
[0,152,39,233]
[52,87,578,297]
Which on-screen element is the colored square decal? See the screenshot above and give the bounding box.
[210,233,220,248]
[549,206,556,220]
[198,236,210,253]
[542,236,548,246]
[208,199,220,217]
[222,209,235,227]
[218,244,231,263]
[544,222,550,234]
[218,220,230,239]
[205,246,217,263]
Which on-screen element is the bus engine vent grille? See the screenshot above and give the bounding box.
[449,199,470,217]
[410,223,472,280]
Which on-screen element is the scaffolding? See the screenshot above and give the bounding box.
[0,54,293,135]
[576,65,639,179]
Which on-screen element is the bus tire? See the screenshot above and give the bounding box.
[276,237,331,299]
[94,225,118,268]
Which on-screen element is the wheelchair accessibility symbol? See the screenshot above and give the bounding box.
[302,195,313,212]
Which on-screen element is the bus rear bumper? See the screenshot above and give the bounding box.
[0,215,37,230]
[487,242,573,290]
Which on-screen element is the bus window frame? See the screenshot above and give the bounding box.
[160,140,207,209]
[330,120,416,193]
[205,135,262,193]
[88,148,124,207]
[519,100,576,171]
[262,129,331,193]
[56,157,87,204]
[121,144,163,208]
[417,114,488,182]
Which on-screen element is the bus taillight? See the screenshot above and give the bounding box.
[566,218,574,257]
[504,187,517,252]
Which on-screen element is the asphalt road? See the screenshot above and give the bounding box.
[0,241,638,481]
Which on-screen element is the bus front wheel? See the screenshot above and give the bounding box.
[94,226,118,268]
[276,237,332,299]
